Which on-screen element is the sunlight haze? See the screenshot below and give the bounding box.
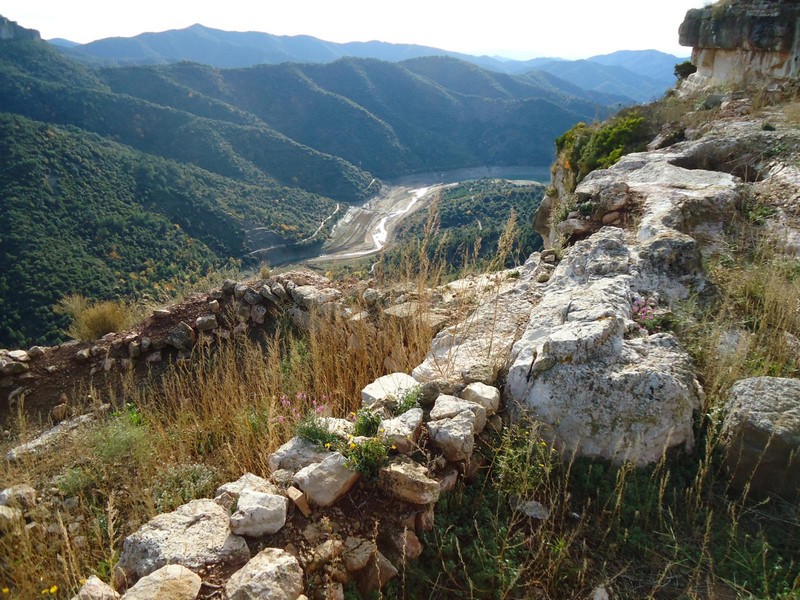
[4,0,708,59]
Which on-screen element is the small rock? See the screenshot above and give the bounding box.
[45,365,58,374]
[389,528,423,560]
[343,536,376,573]
[306,539,345,574]
[8,350,30,362]
[259,286,279,305]
[378,456,440,505]
[153,309,171,318]
[293,453,360,507]
[268,437,334,474]
[1,361,29,375]
[361,373,419,409]
[145,351,162,364]
[102,358,116,372]
[380,408,423,454]
[286,486,311,517]
[121,564,201,600]
[230,490,288,537]
[221,280,237,295]
[270,281,289,302]
[517,499,551,520]
[0,484,37,509]
[251,304,268,325]
[592,586,611,600]
[437,467,459,493]
[602,211,621,225]
[208,299,220,313]
[0,505,24,533]
[427,412,475,461]
[460,382,500,416]
[357,550,397,598]
[215,473,278,499]
[28,346,47,358]
[225,548,304,600]
[430,395,486,433]
[72,575,120,599]
[128,341,141,358]
[167,322,195,352]
[195,315,217,332]
[49,403,68,424]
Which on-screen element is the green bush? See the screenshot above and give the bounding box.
[344,438,388,482]
[674,61,697,81]
[353,408,381,437]
[152,463,219,512]
[392,385,422,416]
[294,414,340,449]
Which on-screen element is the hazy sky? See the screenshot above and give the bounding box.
[4,0,709,59]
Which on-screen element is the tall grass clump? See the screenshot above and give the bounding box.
[56,294,135,340]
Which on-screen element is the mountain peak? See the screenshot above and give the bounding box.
[0,15,41,41]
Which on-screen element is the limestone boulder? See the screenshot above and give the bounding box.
[166,322,195,352]
[380,408,423,454]
[460,382,500,416]
[225,548,304,600]
[267,437,334,474]
[229,489,288,537]
[115,499,249,585]
[290,285,341,310]
[120,565,201,600]
[293,453,360,507]
[194,315,217,332]
[378,456,441,505]
[720,377,800,498]
[0,505,24,533]
[361,373,419,409]
[215,473,277,500]
[506,229,701,466]
[413,258,542,386]
[427,412,475,462]
[430,395,487,433]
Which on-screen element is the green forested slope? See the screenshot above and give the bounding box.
[0,114,336,347]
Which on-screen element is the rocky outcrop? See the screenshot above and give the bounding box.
[679,1,800,88]
[0,16,40,41]
[506,229,702,466]
[720,377,800,498]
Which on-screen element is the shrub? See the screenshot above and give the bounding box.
[674,61,697,81]
[152,463,219,512]
[392,385,422,416]
[353,408,381,437]
[56,293,134,340]
[295,414,340,449]
[344,437,388,482]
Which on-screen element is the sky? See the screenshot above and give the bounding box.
[3,0,709,60]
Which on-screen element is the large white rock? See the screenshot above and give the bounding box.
[6,415,93,462]
[120,565,201,600]
[71,575,120,600]
[230,489,288,537]
[460,382,501,416]
[290,285,341,310]
[225,548,304,600]
[378,456,441,505]
[380,408,423,454]
[215,473,277,500]
[413,259,543,386]
[293,452,360,507]
[427,412,475,462]
[506,228,701,466]
[721,377,800,498]
[361,373,419,409]
[267,437,334,473]
[430,395,487,433]
[115,499,249,585]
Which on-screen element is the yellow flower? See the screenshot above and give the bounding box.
[324,443,331,449]
[2,588,10,595]
[391,444,397,450]
[349,442,356,449]
[50,586,58,595]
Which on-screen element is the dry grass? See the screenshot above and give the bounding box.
[56,295,135,341]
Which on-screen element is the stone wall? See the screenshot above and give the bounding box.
[679,0,800,87]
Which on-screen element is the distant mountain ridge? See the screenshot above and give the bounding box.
[52,24,686,103]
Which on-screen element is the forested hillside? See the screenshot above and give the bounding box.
[0,18,599,348]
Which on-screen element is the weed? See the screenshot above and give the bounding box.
[353,408,381,437]
[392,386,422,416]
[151,463,219,513]
[344,437,388,483]
[295,414,341,449]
